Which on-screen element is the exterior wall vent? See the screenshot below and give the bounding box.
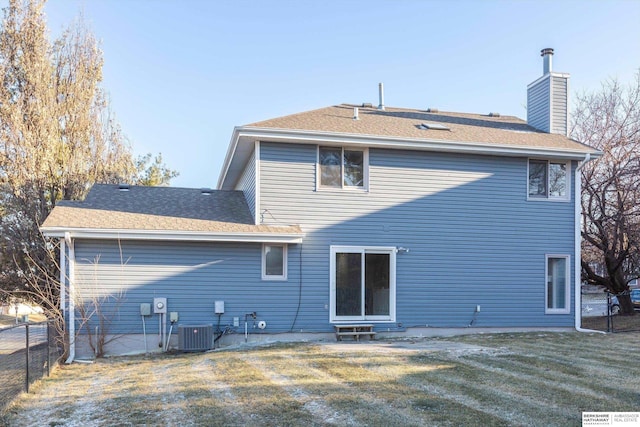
[178,325,213,352]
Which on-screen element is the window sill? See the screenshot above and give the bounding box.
[261,276,288,281]
[316,186,369,193]
[544,310,571,315]
[527,196,570,202]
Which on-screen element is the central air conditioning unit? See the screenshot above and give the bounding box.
[178,325,213,352]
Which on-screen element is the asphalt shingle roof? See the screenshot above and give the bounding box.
[41,184,300,234]
[246,104,597,153]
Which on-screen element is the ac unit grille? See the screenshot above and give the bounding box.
[178,325,213,352]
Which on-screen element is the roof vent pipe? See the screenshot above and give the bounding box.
[541,48,554,74]
[353,107,359,120]
[378,82,385,111]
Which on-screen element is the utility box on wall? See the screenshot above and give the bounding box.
[214,301,225,314]
[140,303,151,316]
[153,297,167,314]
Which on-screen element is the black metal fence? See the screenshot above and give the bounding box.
[581,291,640,333]
[0,320,63,411]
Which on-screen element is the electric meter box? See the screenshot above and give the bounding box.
[140,303,151,316]
[214,300,225,314]
[153,297,167,314]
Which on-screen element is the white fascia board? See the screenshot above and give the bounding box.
[243,126,598,157]
[217,126,244,190]
[40,227,304,244]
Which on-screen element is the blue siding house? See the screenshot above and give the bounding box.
[42,49,600,358]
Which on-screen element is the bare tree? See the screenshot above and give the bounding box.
[573,70,640,314]
[0,1,177,313]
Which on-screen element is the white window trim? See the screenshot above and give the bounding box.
[545,254,571,314]
[527,159,571,202]
[262,244,287,281]
[329,245,396,323]
[316,146,369,191]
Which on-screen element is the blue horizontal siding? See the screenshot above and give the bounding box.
[72,140,576,338]
[527,77,550,132]
[235,147,256,222]
[258,142,576,329]
[73,240,306,335]
[551,75,568,135]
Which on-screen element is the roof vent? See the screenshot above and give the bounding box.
[489,112,501,117]
[377,83,385,111]
[419,123,450,131]
[118,183,130,191]
[200,188,213,195]
[427,108,439,113]
[541,47,554,74]
[353,107,359,120]
[361,102,373,108]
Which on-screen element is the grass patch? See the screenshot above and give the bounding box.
[2,332,639,426]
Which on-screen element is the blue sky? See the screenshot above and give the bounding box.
[34,0,640,187]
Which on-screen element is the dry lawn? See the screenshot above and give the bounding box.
[2,332,639,427]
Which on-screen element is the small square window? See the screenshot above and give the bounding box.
[528,159,569,200]
[262,244,287,280]
[318,146,368,190]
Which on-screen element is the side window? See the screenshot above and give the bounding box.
[318,147,367,190]
[528,159,569,200]
[262,244,287,280]
[546,255,570,314]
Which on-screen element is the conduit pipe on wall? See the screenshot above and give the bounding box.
[574,154,604,334]
[142,315,148,354]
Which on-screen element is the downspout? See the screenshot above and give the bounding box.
[64,232,77,363]
[59,238,66,324]
[574,154,603,333]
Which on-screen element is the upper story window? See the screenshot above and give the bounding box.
[318,147,368,190]
[528,159,570,200]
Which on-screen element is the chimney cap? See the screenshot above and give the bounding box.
[540,48,554,56]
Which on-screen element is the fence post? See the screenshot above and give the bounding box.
[25,323,30,393]
[606,293,612,333]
